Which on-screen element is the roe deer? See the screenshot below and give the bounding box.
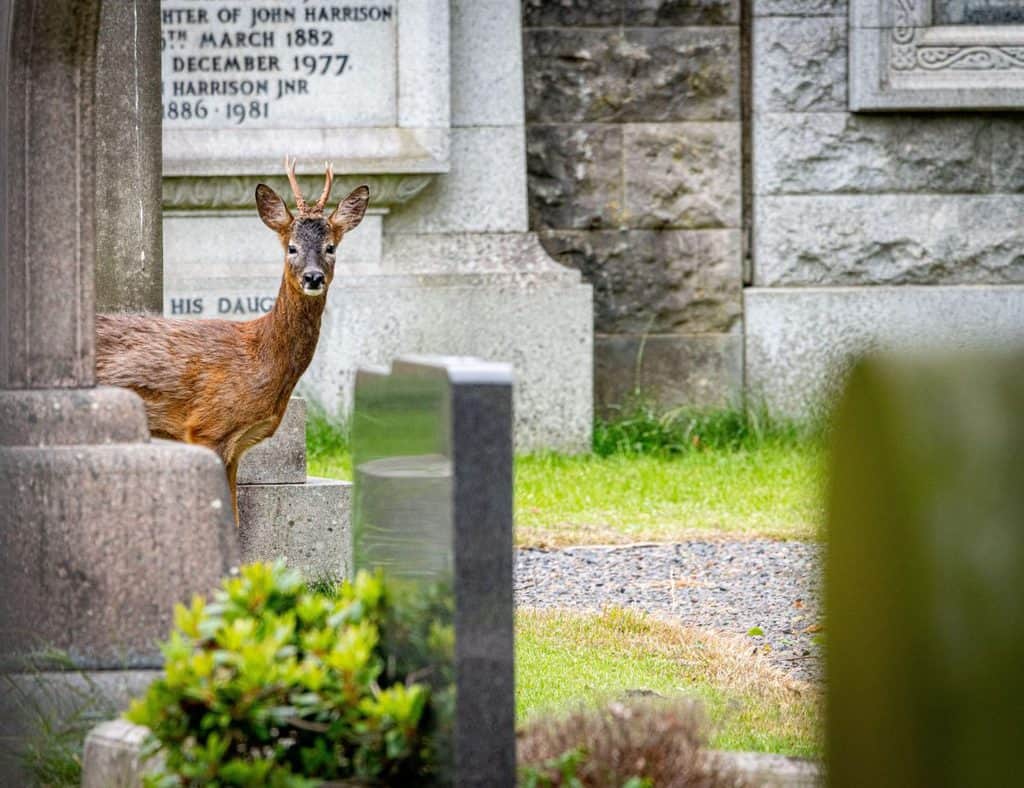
[96,159,369,523]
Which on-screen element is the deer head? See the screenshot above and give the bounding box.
[255,158,370,297]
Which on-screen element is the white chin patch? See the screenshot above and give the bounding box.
[302,286,325,297]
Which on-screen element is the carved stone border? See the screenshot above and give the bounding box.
[163,173,434,211]
[850,0,1024,110]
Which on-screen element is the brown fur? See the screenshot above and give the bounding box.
[96,171,369,523]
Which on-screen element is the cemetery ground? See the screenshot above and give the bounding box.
[309,405,826,760]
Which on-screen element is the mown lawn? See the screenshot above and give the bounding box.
[516,608,822,758]
[514,445,823,546]
[308,436,824,546]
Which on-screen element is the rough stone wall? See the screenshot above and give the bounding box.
[752,0,1024,288]
[522,0,744,413]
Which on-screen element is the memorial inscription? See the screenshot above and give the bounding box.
[935,0,1024,24]
[160,2,397,129]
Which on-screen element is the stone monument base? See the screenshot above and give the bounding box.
[745,284,1024,418]
[236,398,352,579]
[0,388,240,784]
[304,233,593,453]
[239,478,351,581]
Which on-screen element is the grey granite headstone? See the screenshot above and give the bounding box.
[353,356,516,788]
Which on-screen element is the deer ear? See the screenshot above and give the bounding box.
[329,185,370,235]
[255,184,293,232]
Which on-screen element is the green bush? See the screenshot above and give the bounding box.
[126,562,453,787]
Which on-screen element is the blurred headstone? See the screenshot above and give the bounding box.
[353,356,516,787]
[826,350,1024,788]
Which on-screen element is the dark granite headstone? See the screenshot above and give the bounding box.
[826,351,1024,788]
[352,356,515,788]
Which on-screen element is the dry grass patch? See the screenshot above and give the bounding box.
[519,698,747,787]
[516,608,822,759]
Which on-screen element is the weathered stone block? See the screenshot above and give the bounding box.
[539,229,742,334]
[81,720,154,788]
[527,124,623,230]
[755,113,992,195]
[626,0,740,25]
[753,17,847,112]
[524,28,739,123]
[237,397,307,485]
[0,439,238,668]
[522,0,621,27]
[755,195,1024,287]
[989,117,1024,192]
[827,352,1024,788]
[595,333,743,413]
[624,122,741,229]
[754,0,847,15]
[744,285,1024,417]
[238,478,352,581]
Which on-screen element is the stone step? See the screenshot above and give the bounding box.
[238,477,351,582]
[237,397,307,485]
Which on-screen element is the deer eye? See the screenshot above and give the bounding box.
[325,244,336,254]
[287,245,298,254]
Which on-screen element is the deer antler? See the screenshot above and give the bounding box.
[314,162,334,214]
[284,156,309,215]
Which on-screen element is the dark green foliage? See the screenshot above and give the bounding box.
[593,397,815,458]
[126,562,454,786]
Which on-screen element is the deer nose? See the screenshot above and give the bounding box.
[302,271,325,290]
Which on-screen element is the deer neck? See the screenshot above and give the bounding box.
[257,277,326,402]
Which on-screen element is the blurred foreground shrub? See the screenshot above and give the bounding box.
[126,562,453,787]
[517,699,743,787]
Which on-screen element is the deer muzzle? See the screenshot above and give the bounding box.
[301,269,326,296]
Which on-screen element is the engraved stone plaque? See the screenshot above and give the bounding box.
[161,1,396,129]
[935,0,1024,24]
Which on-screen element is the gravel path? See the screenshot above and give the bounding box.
[515,540,823,683]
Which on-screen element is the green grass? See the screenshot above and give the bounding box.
[516,608,822,759]
[307,408,352,480]
[308,404,825,546]
[515,445,823,546]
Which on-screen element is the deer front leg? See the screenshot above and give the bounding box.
[225,458,241,528]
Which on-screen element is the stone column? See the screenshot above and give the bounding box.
[2,0,100,389]
[95,0,163,314]
[0,2,239,779]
